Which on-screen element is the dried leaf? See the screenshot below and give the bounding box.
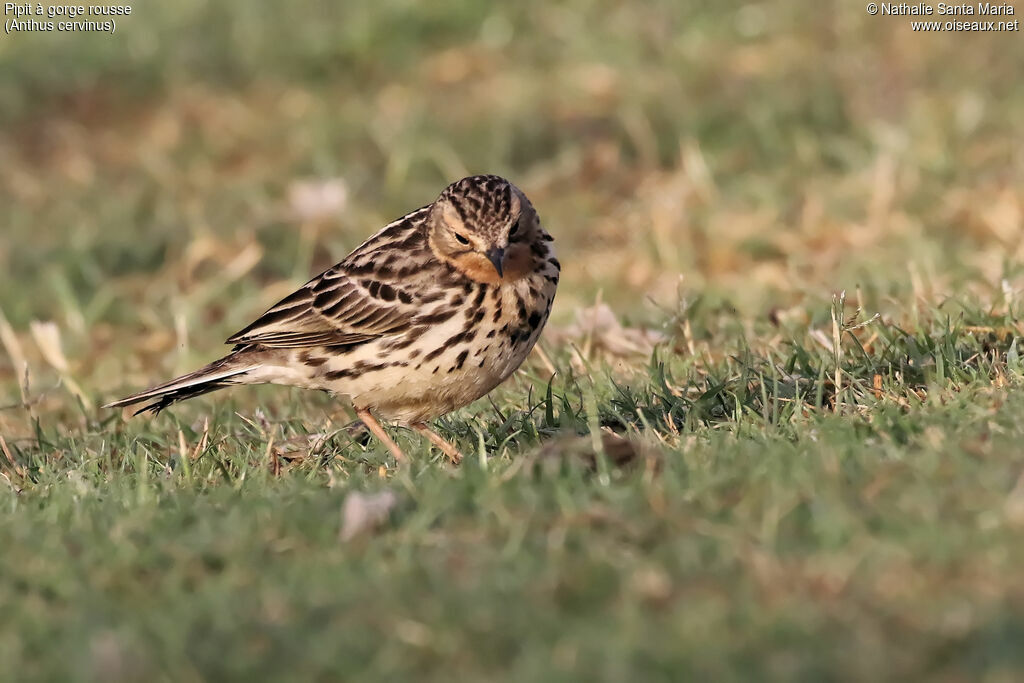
[548,303,666,357]
[30,321,68,372]
[29,320,91,409]
[288,178,349,222]
[537,431,655,472]
[0,308,28,403]
[339,490,398,542]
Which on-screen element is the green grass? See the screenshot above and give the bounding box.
[2,1,1024,680]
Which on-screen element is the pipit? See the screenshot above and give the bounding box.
[105,175,560,463]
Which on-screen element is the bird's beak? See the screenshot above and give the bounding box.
[486,246,505,278]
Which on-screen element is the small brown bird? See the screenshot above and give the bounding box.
[105,175,560,463]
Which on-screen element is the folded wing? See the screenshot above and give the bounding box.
[226,267,419,348]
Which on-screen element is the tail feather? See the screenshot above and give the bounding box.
[104,354,258,416]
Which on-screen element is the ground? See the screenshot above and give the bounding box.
[1,1,1023,680]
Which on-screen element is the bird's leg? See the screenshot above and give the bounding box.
[412,423,463,465]
[356,408,407,463]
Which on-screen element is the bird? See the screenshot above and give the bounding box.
[104,174,560,464]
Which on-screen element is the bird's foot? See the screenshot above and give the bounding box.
[412,423,463,465]
[356,408,407,464]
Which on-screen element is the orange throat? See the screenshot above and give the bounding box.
[447,243,536,285]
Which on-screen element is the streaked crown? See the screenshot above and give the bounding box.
[438,174,519,238]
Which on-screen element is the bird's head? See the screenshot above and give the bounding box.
[428,175,541,284]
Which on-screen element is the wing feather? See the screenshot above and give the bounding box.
[226,208,433,349]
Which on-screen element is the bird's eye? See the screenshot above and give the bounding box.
[509,219,520,237]
[453,233,470,246]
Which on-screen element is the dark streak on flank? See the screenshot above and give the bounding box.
[440,328,475,351]
[323,359,406,381]
[415,308,459,326]
[515,294,528,321]
[299,351,328,368]
[472,283,488,309]
[423,344,448,363]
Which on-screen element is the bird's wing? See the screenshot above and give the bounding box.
[226,209,432,349]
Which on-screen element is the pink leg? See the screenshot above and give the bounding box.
[356,408,407,463]
[412,423,463,465]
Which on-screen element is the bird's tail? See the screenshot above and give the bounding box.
[103,351,261,416]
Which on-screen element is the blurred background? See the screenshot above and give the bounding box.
[3,4,1024,679]
[1,0,1022,423]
